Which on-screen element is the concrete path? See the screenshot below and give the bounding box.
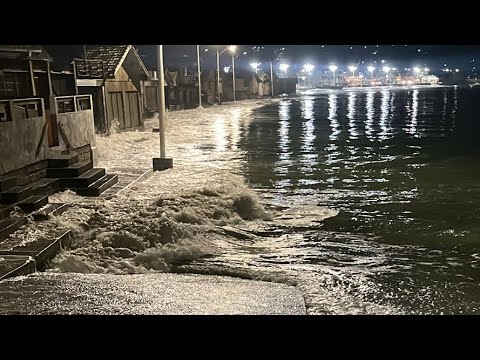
[0,272,306,315]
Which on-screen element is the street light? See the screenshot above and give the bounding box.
[383,66,391,84]
[414,66,421,79]
[368,66,375,79]
[424,67,430,74]
[329,64,337,85]
[231,48,246,102]
[279,63,289,78]
[216,45,234,104]
[251,62,261,73]
[348,65,357,77]
[304,64,315,87]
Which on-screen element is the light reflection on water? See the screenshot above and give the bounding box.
[218,86,480,314]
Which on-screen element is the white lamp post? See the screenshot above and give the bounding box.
[383,66,391,84]
[348,65,357,77]
[329,64,337,85]
[304,64,315,87]
[153,45,173,171]
[279,63,289,78]
[368,66,375,80]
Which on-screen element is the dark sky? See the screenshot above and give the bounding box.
[136,45,480,73]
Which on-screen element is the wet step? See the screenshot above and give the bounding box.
[16,195,49,213]
[0,205,14,221]
[47,154,79,169]
[0,256,36,281]
[0,229,72,275]
[75,174,119,197]
[46,160,92,178]
[30,178,59,197]
[0,184,33,204]
[0,215,27,242]
[59,168,106,189]
[0,177,16,192]
[31,203,69,221]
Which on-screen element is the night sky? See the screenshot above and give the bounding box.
[136,45,480,74]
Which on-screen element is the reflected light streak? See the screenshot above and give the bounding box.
[347,92,358,140]
[328,93,340,141]
[214,116,227,152]
[365,90,375,141]
[379,90,392,141]
[300,96,317,173]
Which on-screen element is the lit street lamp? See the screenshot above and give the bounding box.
[216,45,234,104]
[304,64,315,86]
[414,66,421,80]
[368,66,375,79]
[231,47,247,102]
[348,65,357,77]
[279,63,289,78]
[251,62,261,74]
[383,66,391,84]
[329,64,337,85]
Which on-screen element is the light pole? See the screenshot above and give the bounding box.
[153,45,173,171]
[196,45,202,108]
[304,64,315,87]
[414,66,421,82]
[329,64,337,85]
[279,63,289,78]
[279,63,289,93]
[368,66,375,80]
[216,45,234,104]
[383,66,391,84]
[349,65,357,77]
[228,46,239,101]
[250,62,260,74]
[270,60,274,97]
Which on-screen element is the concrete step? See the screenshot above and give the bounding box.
[30,178,59,197]
[0,177,16,192]
[0,256,36,281]
[75,174,119,197]
[16,195,49,213]
[0,184,33,204]
[59,168,106,189]
[47,154,79,168]
[31,203,69,221]
[0,215,27,242]
[46,160,92,178]
[0,205,14,221]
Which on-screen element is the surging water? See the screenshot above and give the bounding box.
[3,90,480,315]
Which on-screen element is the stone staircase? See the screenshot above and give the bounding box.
[0,154,118,243]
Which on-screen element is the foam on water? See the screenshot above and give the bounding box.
[11,99,405,314]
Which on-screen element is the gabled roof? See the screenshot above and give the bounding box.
[85,45,150,79]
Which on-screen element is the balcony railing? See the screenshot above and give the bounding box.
[74,59,105,79]
[55,95,92,114]
[0,98,44,122]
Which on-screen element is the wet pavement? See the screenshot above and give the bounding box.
[0,272,306,315]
